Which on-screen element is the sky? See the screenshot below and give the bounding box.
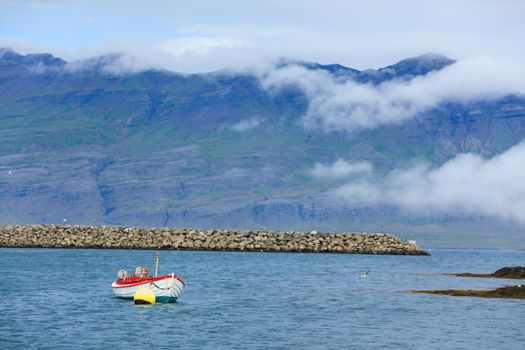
[1,0,525,72]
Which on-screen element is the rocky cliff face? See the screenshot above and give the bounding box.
[0,49,524,248]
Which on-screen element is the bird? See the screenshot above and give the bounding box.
[360,270,370,278]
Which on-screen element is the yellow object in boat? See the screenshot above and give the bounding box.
[134,287,155,305]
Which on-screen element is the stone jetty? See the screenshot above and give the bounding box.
[0,225,429,255]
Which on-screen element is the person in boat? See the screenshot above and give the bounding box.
[134,266,149,279]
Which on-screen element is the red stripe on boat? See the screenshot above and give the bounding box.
[112,274,185,288]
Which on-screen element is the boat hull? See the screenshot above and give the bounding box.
[112,274,184,303]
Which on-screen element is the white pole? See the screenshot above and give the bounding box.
[155,250,160,277]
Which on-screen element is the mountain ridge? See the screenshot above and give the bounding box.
[0,47,454,81]
[0,49,524,248]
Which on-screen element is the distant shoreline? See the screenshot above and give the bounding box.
[0,224,429,255]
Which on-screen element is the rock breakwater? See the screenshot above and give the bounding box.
[0,225,429,255]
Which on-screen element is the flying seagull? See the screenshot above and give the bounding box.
[360,270,371,278]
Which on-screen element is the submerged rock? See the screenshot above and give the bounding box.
[445,266,525,279]
[406,285,525,300]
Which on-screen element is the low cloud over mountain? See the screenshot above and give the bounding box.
[263,56,525,132]
[314,141,525,224]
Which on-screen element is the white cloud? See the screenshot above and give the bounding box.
[222,167,249,179]
[70,36,262,74]
[311,159,372,179]
[261,56,525,132]
[230,118,261,132]
[331,141,525,224]
[160,36,251,57]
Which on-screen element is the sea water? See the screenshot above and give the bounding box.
[0,248,523,349]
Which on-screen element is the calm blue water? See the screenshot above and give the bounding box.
[0,248,523,349]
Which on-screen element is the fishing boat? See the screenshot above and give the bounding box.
[111,251,185,303]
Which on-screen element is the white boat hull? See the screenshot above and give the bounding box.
[112,275,184,303]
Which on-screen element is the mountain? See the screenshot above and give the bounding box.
[357,53,456,83]
[278,53,455,83]
[1,48,524,248]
